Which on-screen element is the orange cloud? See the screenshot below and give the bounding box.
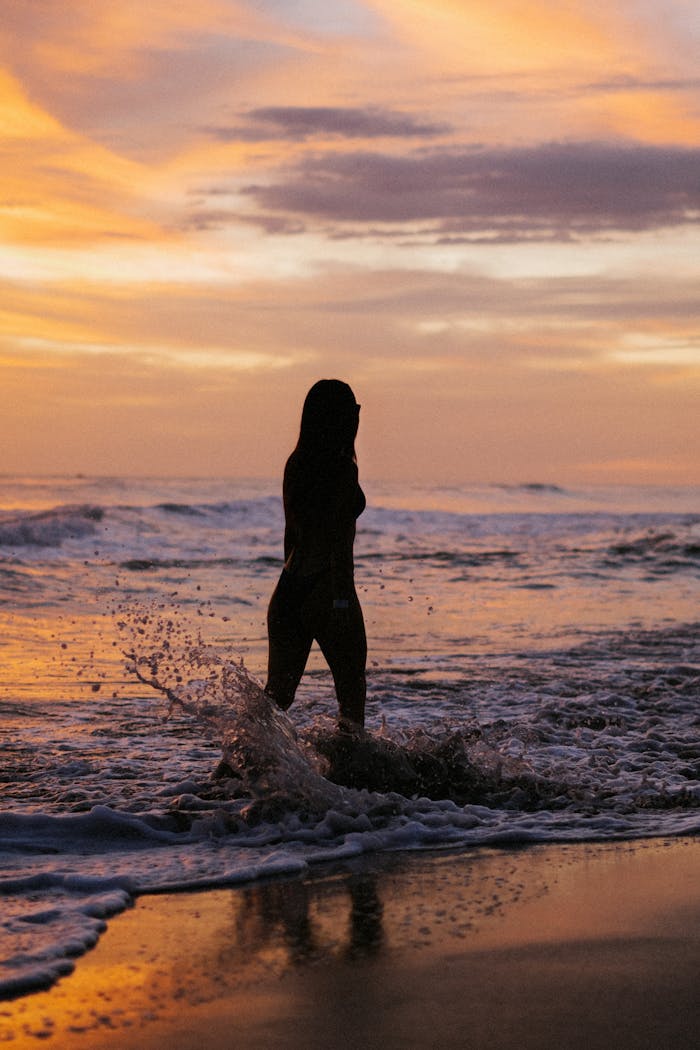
[0,70,163,245]
[590,89,700,145]
[368,0,622,75]
[365,0,700,147]
[2,2,314,78]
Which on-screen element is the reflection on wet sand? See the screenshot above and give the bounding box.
[1,847,543,1043]
[234,873,384,967]
[3,839,698,1049]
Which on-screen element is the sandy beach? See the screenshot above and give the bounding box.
[2,836,697,1049]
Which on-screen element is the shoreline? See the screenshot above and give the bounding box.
[2,835,698,1049]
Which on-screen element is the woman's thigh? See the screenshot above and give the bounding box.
[265,574,314,706]
[313,591,367,675]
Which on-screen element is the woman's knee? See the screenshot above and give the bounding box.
[264,676,296,711]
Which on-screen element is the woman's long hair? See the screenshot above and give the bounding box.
[284,380,360,528]
[295,380,360,464]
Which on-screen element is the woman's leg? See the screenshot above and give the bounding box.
[264,574,313,710]
[315,591,367,729]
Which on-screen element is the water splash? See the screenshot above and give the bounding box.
[117,599,346,814]
[306,721,552,807]
[116,600,557,817]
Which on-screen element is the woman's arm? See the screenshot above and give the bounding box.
[328,460,361,603]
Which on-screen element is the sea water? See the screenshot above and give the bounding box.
[0,475,698,998]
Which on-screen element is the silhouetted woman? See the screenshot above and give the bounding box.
[265,380,366,731]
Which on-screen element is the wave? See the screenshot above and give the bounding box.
[496,482,568,495]
[362,524,700,579]
[118,555,281,572]
[120,556,239,572]
[0,505,103,548]
[155,502,207,516]
[151,496,281,518]
[0,566,36,590]
[603,528,700,573]
[0,866,133,999]
[361,549,523,570]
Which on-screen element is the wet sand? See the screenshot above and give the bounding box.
[2,836,698,1049]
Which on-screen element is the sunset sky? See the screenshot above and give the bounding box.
[1,0,698,484]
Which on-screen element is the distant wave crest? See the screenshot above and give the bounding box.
[604,528,700,573]
[496,482,568,494]
[0,505,104,548]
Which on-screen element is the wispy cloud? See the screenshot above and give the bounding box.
[237,142,700,241]
[583,74,700,94]
[206,105,450,142]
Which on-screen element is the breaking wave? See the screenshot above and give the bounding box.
[603,527,700,573]
[0,506,104,548]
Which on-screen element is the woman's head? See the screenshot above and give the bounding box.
[297,379,360,460]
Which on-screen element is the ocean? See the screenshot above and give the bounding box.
[1,474,698,999]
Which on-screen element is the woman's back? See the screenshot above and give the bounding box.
[283,449,365,579]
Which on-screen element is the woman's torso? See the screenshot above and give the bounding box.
[282,451,365,580]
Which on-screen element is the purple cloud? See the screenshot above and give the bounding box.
[239,141,700,241]
[205,106,449,142]
[584,75,700,93]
